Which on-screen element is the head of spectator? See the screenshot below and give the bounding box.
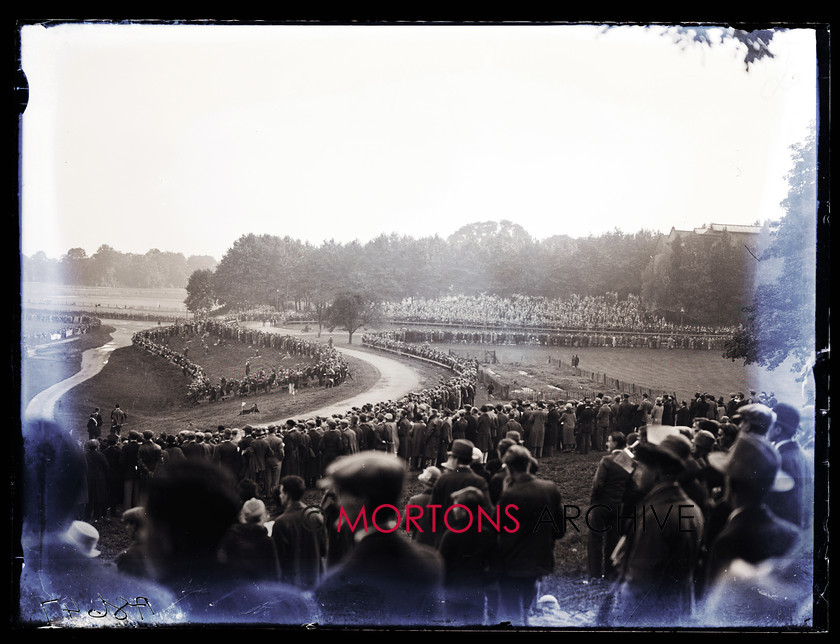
[496,437,516,461]
[769,403,801,443]
[319,452,406,532]
[632,433,692,496]
[446,439,476,469]
[694,419,720,435]
[144,459,241,588]
[448,485,492,529]
[502,445,538,476]
[279,475,306,511]
[732,403,777,437]
[717,422,740,451]
[607,431,627,452]
[237,478,259,503]
[708,432,794,504]
[417,466,442,489]
[692,430,717,457]
[121,506,148,542]
[240,497,268,525]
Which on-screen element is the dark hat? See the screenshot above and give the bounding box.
[772,403,801,435]
[696,419,720,434]
[502,445,538,471]
[505,430,523,444]
[449,439,475,461]
[450,485,488,508]
[732,403,777,434]
[693,429,717,450]
[319,452,406,506]
[635,433,692,472]
[708,433,794,493]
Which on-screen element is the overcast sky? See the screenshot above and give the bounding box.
[19,22,817,261]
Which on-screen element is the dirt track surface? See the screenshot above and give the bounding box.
[22,320,152,424]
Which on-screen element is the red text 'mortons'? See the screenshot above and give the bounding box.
[337,504,521,534]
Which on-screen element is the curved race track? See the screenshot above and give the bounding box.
[22,319,422,425]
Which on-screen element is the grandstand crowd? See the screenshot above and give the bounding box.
[20,318,815,628]
[369,326,731,351]
[382,294,739,336]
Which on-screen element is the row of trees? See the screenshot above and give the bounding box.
[184,222,758,328]
[22,245,217,289]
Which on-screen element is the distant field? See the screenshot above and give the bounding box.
[21,282,189,314]
[438,342,749,405]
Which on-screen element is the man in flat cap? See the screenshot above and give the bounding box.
[600,431,705,627]
[732,403,776,438]
[315,452,445,626]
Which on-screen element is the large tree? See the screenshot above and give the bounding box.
[184,268,217,317]
[212,233,304,309]
[327,292,381,344]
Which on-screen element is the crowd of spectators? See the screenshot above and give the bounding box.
[22,373,813,628]
[382,293,739,337]
[131,319,349,404]
[370,327,732,351]
[361,332,480,372]
[21,311,102,351]
[19,317,815,629]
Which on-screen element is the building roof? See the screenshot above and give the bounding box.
[668,223,762,241]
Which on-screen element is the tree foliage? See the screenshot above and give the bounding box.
[327,292,382,344]
[648,25,779,71]
[724,129,817,373]
[22,246,217,289]
[184,269,217,316]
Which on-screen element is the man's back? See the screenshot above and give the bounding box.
[315,531,444,626]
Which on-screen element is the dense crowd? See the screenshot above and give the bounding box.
[382,294,739,336]
[361,332,480,372]
[369,327,732,351]
[20,322,815,629]
[21,311,102,350]
[131,319,349,404]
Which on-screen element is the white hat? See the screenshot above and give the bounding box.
[61,520,101,558]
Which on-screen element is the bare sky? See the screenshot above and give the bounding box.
[19,22,817,261]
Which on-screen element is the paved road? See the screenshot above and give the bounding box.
[22,319,422,426]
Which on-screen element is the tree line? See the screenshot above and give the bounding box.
[22,245,217,289]
[184,221,757,330]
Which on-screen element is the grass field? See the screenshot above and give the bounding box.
[437,342,752,406]
[21,282,189,315]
